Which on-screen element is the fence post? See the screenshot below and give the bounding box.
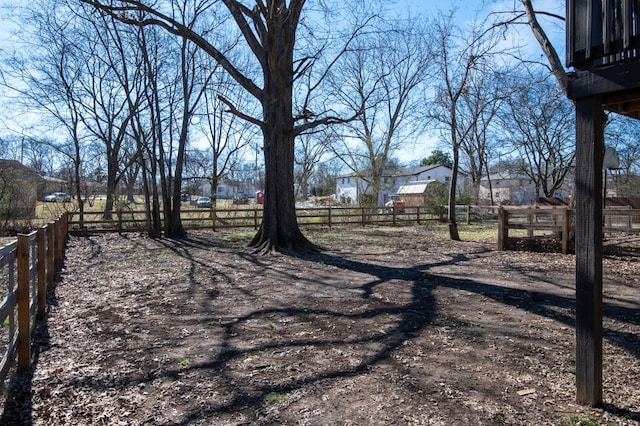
[361,207,366,227]
[37,227,47,317]
[497,207,508,250]
[17,234,31,371]
[527,211,534,238]
[416,207,421,225]
[466,205,471,225]
[55,216,64,268]
[562,207,572,255]
[118,210,123,234]
[328,207,332,229]
[54,220,60,270]
[47,222,55,287]
[64,212,69,238]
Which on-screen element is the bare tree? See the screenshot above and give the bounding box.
[80,0,376,253]
[428,11,503,240]
[499,72,575,198]
[604,116,640,197]
[69,5,144,219]
[164,30,217,237]
[489,0,568,94]
[519,0,567,94]
[330,18,431,206]
[458,67,509,204]
[2,0,93,226]
[112,2,226,238]
[295,130,334,199]
[195,67,258,208]
[129,23,165,237]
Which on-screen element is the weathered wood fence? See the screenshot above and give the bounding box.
[65,204,519,235]
[497,206,640,254]
[0,213,69,384]
[67,206,454,234]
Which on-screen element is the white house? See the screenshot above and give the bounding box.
[478,171,573,205]
[201,178,258,199]
[335,165,465,206]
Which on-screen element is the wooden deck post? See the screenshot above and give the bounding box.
[497,207,508,250]
[574,96,604,406]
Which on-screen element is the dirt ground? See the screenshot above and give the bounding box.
[1,226,639,425]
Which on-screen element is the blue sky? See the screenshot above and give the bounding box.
[389,0,567,163]
[0,1,567,165]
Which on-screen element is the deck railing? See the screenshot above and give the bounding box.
[567,0,640,67]
[497,206,640,254]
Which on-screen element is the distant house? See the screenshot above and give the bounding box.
[201,178,258,199]
[335,165,465,206]
[607,173,640,198]
[42,175,68,195]
[0,159,43,219]
[478,171,573,205]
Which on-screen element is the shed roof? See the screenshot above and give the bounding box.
[397,180,435,195]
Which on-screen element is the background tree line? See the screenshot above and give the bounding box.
[1,0,639,249]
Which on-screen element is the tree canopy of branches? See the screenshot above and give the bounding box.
[499,72,575,198]
[428,11,505,240]
[330,17,431,206]
[79,0,378,253]
[333,20,432,204]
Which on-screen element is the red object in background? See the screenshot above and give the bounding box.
[256,191,264,204]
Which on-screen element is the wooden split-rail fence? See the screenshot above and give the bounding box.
[64,205,514,235]
[0,213,69,384]
[497,206,640,254]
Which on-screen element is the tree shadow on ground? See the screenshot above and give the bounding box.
[159,250,440,425]
[2,238,638,424]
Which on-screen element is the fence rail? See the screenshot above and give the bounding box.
[0,214,68,385]
[67,206,452,234]
[497,206,640,254]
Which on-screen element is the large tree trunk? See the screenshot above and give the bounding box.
[168,116,189,238]
[249,91,312,253]
[103,174,117,220]
[448,107,461,241]
[448,151,461,241]
[248,14,312,254]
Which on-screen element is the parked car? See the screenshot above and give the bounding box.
[196,196,212,208]
[384,196,405,209]
[232,193,249,205]
[44,192,72,202]
[384,196,405,212]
